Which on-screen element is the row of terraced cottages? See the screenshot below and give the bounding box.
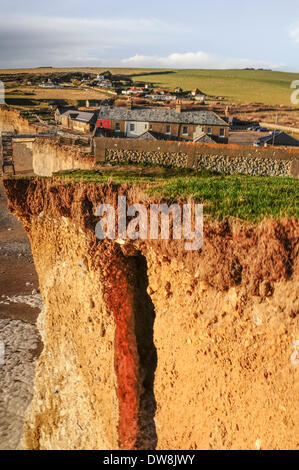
[95,102,229,143]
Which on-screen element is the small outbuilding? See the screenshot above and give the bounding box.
[256,131,299,147]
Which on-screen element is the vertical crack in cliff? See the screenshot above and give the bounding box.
[131,253,157,450]
[102,248,139,450]
[102,246,157,450]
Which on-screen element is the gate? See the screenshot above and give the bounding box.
[1,133,15,175]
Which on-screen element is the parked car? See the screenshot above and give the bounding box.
[257,127,268,132]
[253,141,261,147]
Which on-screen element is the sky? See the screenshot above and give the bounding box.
[0,0,299,71]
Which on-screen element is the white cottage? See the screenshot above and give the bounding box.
[125,121,149,138]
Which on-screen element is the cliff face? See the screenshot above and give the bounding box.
[0,109,39,134]
[4,178,299,450]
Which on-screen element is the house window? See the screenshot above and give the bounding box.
[219,128,225,137]
[183,126,188,135]
[129,123,135,132]
[149,124,152,130]
[115,123,120,132]
[165,125,171,134]
[207,127,212,135]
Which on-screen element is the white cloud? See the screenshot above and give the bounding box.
[290,22,299,43]
[121,51,283,70]
[0,14,181,68]
[0,13,286,70]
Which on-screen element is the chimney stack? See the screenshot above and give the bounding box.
[176,99,182,114]
[127,97,133,110]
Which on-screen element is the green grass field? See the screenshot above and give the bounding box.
[31,167,299,223]
[131,69,299,106]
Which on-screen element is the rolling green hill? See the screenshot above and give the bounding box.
[132,69,299,105]
[1,67,298,105]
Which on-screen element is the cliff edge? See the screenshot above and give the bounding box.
[3,177,299,450]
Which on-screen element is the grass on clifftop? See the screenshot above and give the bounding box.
[151,174,298,221]
[51,167,298,222]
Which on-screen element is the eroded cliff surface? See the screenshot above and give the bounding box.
[4,178,299,450]
[0,108,40,134]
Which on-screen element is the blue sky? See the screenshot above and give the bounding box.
[1,0,299,71]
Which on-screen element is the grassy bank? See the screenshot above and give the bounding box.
[30,167,299,222]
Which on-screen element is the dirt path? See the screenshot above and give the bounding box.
[0,178,42,450]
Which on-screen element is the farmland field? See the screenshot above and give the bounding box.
[131,69,299,106]
[5,86,112,101]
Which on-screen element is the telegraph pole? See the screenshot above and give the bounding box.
[272,114,278,146]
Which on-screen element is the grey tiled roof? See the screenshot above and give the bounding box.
[97,106,228,126]
[61,109,96,123]
[258,131,299,146]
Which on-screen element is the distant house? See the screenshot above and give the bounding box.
[95,71,112,81]
[58,109,97,133]
[255,131,299,147]
[146,90,177,101]
[39,82,64,89]
[175,87,183,94]
[39,78,66,89]
[194,94,206,102]
[123,86,145,96]
[54,106,74,124]
[97,79,112,88]
[191,88,200,96]
[156,88,168,95]
[96,103,229,142]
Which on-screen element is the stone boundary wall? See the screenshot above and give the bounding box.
[95,138,299,177]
